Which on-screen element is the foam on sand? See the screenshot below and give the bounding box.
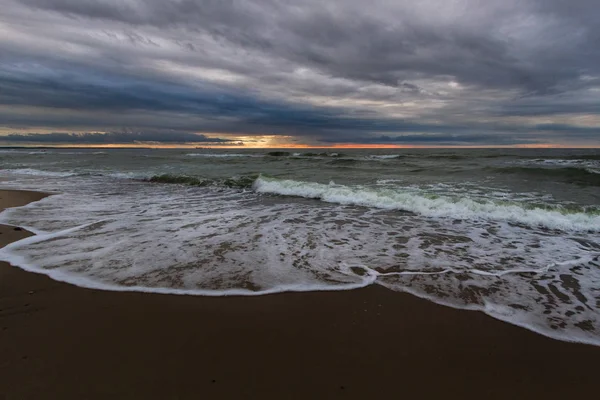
[1,173,599,346]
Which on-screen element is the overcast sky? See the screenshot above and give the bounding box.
[1,0,599,147]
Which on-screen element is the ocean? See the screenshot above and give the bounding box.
[1,147,599,345]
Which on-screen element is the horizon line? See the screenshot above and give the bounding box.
[1,144,599,150]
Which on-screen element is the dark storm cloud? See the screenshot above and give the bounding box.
[318,133,538,146]
[0,59,476,137]
[0,63,266,114]
[1,0,600,145]
[1,131,233,144]
[0,62,389,132]
[533,124,600,137]
[19,0,600,93]
[495,99,600,117]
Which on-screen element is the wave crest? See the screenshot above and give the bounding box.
[252,176,600,231]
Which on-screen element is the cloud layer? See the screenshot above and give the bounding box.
[1,0,599,146]
[2,131,233,144]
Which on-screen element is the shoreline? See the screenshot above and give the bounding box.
[1,188,599,399]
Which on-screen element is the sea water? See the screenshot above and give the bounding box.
[0,148,599,345]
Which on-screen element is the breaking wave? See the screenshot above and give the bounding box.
[294,152,344,158]
[5,168,77,177]
[252,176,600,231]
[3,149,600,346]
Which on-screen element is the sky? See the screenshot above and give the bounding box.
[1,0,599,148]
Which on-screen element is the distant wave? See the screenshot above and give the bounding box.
[260,151,353,158]
[0,150,107,155]
[295,151,344,158]
[564,155,600,161]
[267,152,405,162]
[2,168,152,180]
[417,154,600,161]
[252,176,600,232]
[494,166,600,185]
[0,150,50,155]
[4,168,77,177]
[420,154,468,160]
[185,153,255,158]
[269,151,345,158]
[365,154,403,160]
[289,153,402,161]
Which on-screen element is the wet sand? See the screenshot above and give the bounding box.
[1,189,599,399]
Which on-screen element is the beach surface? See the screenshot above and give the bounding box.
[1,188,599,399]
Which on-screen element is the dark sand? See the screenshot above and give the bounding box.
[1,189,599,399]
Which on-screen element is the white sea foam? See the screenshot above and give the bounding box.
[377,250,600,346]
[377,181,557,205]
[520,158,600,174]
[105,171,153,180]
[185,153,255,158]
[253,176,600,232]
[366,155,402,160]
[586,167,600,174]
[0,150,49,155]
[1,178,599,345]
[0,224,376,297]
[0,184,379,295]
[376,179,403,184]
[6,168,76,177]
[530,159,582,165]
[0,150,108,156]
[2,164,600,346]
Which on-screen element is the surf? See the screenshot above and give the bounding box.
[252,176,600,232]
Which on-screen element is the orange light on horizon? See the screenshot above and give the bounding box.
[0,141,598,149]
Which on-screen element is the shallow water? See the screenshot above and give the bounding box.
[1,147,599,345]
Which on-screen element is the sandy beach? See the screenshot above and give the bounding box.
[1,188,599,399]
